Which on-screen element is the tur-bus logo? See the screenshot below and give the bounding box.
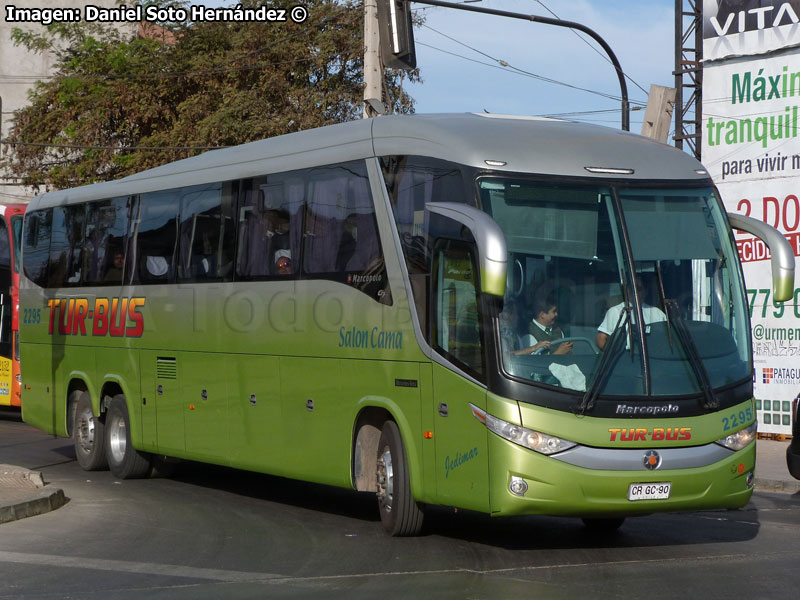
[608,427,692,442]
[47,297,146,337]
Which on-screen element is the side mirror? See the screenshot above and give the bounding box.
[426,202,507,297]
[727,213,795,302]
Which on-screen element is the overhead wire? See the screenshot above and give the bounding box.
[531,0,650,97]
[421,23,647,106]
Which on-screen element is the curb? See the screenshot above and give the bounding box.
[754,478,800,494]
[0,488,67,524]
[0,465,67,524]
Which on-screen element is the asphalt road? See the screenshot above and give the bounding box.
[1,408,799,599]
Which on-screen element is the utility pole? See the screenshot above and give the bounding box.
[363,0,384,118]
[641,84,676,143]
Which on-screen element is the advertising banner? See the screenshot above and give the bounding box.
[703,0,800,62]
[703,42,800,433]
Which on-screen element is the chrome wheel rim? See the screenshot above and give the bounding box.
[76,406,96,454]
[108,412,127,464]
[377,446,394,513]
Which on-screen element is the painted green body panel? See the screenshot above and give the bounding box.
[19,341,55,435]
[280,357,350,487]
[183,352,230,463]
[227,355,284,474]
[417,363,437,504]
[431,363,490,513]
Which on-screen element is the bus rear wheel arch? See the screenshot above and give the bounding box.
[105,395,152,479]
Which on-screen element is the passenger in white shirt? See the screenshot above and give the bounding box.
[596,278,666,350]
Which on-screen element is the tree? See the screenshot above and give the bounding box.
[2,0,420,190]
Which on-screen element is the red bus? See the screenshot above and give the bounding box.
[0,203,26,407]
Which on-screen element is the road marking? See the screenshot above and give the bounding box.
[0,551,280,582]
[2,548,800,586]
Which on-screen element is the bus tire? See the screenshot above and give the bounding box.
[73,391,108,471]
[105,395,152,479]
[376,420,424,536]
[66,389,83,438]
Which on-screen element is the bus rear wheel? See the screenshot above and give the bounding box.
[73,391,107,471]
[105,395,152,479]
[376,421,423,536]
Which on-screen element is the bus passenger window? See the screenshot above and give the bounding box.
[178,182,235,282]
[22,210,52,288]
[48,205,86,287]
[304,161,390,304]
[235,175,303,279]
[84,197,129,286]
[130,191,179,284]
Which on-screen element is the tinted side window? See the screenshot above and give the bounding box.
[84,197,129,286]
[236,174,304,279]
[380,156,476,330]
[23,209,52,287]
[48,205,86,287]
[304,162,390,304]
[178,182,236,282]
[128,191,179,284]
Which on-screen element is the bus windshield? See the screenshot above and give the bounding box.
[480,179,750,398]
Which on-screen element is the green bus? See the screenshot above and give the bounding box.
[20,114,794,535]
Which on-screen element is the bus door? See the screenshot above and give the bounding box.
[429,238,490,512]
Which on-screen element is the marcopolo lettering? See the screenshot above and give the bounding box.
[615,404,680,416]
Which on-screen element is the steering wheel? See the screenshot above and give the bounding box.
[531,336,599,355]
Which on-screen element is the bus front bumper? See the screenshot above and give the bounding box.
[488,435,755,517]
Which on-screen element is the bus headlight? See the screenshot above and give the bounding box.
[470,404,576,455]
[715,421,757,451]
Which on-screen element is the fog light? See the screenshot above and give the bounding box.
[746,471,754,489]
[509,476,528,497]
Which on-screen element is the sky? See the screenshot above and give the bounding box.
[202,0,677,133]
[403,0,676,132]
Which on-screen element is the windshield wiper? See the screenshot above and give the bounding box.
[663,300,719,411]
[655,264,674,349]
[577,306,630,414]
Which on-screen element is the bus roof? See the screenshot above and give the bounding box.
[28,113,709,211]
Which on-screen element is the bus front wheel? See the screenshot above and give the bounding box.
[73,391,108,471]
[376,421,424,536]
[105,395,152,479]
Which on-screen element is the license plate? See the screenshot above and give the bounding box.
[628,482,671,501]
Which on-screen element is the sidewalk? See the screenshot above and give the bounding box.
[754,438,800,493]
[0,464,66,524]
[0,440,797,525]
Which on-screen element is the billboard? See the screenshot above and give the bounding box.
[703,0,800,61]
[703,1,800,434]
